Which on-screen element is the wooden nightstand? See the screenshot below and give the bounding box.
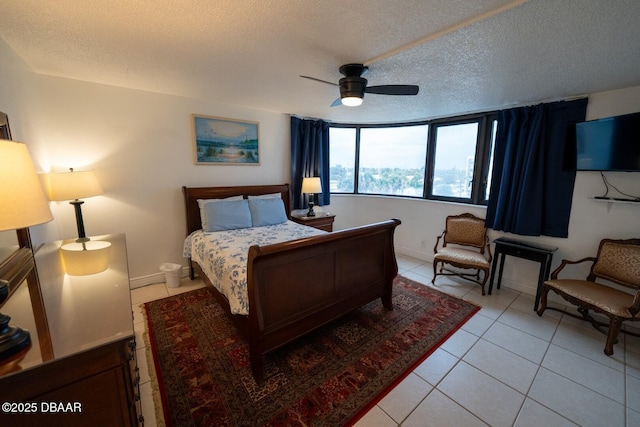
[291,213,336,232]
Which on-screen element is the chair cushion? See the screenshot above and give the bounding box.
[545,279,637,319]
[434,247,490,269]
[445,216,486,247]
[593,242,640,287]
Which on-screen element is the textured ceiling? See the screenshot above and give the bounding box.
[1,0,639,123]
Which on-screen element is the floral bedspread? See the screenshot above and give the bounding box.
[183,221,326,315]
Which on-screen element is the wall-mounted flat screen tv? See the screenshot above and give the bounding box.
[575,112,640,171]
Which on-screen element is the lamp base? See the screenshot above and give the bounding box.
[70,199,89,242]
[306,202,316,217]
[0,312,31,361]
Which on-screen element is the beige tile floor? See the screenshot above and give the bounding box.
[131,255,640,427]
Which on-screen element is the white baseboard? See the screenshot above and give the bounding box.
[395,246,432,263]
[396,246,548,299]
[129,266,189,289]
[489,276,537,297]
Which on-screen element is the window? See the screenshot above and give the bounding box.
[329,127,356,192]
[329,112,497,206]
[429,122,478,199]
[358,126,428,196]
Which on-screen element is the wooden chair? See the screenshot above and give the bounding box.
[432,213,492,295]
[537,238,640,355]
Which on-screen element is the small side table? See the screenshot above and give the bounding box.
[488,237,558,311]
[291,213,335,232]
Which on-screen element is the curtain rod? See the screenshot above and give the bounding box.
[499,94,589,109]
[421,94,590,121]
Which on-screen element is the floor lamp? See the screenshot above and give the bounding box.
[0,139,53,361]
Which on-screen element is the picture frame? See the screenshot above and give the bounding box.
[192,114,259,165]
[0,111,11,140]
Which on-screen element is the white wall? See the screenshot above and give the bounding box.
[2,37,639,293]
[28,77,291,285]
[329,86,640,295]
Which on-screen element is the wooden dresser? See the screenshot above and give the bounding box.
[0,234,142,426]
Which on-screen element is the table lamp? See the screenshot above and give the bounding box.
[301,177,322,217]
[44,168,111,275]
[44,168,103,242]
[0,139,53,361]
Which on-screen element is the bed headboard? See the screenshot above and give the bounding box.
[182,184,292,236]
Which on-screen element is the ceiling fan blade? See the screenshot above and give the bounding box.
[365,85,419,95]
[330,97,342,107]
[300,75,339,87]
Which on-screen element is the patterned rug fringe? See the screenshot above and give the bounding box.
[143,308,167,427]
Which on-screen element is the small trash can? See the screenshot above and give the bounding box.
[160,263,182,288]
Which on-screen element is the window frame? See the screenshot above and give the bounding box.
[329,111,497,206]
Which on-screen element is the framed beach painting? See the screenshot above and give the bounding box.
[192,115,259,165]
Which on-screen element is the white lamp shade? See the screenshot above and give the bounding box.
[45,169,103,201]
[60,241,112,276]
[301,177,322,194]
[0,139,54,231]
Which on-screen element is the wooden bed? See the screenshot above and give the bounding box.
[182,183,401,382]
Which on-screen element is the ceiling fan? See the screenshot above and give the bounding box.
[300,63,419,107]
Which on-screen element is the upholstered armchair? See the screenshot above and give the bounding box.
[432,213,492,295]
[537,238,640,356]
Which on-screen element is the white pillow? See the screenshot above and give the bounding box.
[247,192,282,200]
[198,196,243,230]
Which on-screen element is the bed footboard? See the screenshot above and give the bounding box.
[246,218,401,381]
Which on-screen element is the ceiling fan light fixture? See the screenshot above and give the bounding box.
[341,96,363,107]
[339,75,367,107]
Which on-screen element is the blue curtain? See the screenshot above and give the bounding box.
[290,116,330,209]
[486,98,588,237]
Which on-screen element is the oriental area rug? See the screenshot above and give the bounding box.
[144,275,479,427]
